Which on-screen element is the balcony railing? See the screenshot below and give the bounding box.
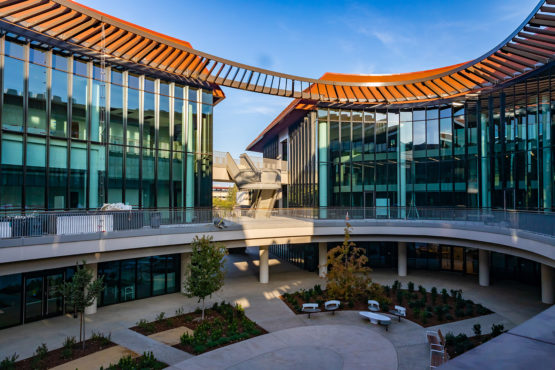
[0,207,553,240]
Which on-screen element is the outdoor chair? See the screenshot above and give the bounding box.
[302,303,321,318]
[324,300,340,314]
[368,299,380,312]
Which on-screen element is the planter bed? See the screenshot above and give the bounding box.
[7,333,115,370]
[445,324,505,358]
[130,301,267,354]
[104,352,167,369]
[281,282,492,327]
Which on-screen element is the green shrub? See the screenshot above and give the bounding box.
[434,306,444,321]
[235,303,245,318]
[430,287,438,304]
[476,304,489,315]
[313,284,323,295]
[0,353,18,370]
[446,314,454,320]
[175,306,184,316]
[455,308,464,317]
[206,340,218,348]
[193,344,207,354]
[491,324,505,338]
[180,333,193,346]
[91,331,111,346]
[396,290,404,305]
[445,332,455,346]
[408,281,415,292]
[155,312,165,321]
[392,280,401,291]
[441,289,449,303]
[249,328,261,336]
[137,351,163,370]
[383,285,390,297]
[418,285,427,298]
[136,319,155,333]
[419,310,427,324]
[473,323,482,336]
[465,306,474,317]
[348,300,354,308]
[61,336,76,359]
[34,343,48,360]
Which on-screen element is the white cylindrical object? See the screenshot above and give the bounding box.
[259,246,269,284]
[398,242,407,277]
[541,264,554,304]
[318,242,328,278]
[84,262,98,315]
[479,249,490,287]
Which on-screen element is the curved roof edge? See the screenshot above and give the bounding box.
[0,1,553,104]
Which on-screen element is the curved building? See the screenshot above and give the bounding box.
[0,0,552,332]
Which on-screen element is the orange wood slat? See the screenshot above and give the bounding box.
[342,85,357,101]
[59,17,97,41]
[0,0,47,18]
[159,48,183,70]
[6,2,56,23]
[369,87,385,101]
[386,85,406,100]
[414,82,435,98]
[395,84,415,99]
[103,31,134,53]
[32,8,77,32]
[360,86,377,102]
[166,50,189,72]
[459,70,488,86]
[351,86,368,102]
[130,40,158,62]
[440,76,467,92]
[432,78,457,95]
[325,84,338,101]
[141,44,167,65]
[450,73,479,89]
[112,35,143,57]
[150,46,175,68]
[44,12,88,36]
[174,53,197,74]
[79,24,117,47]
[95,28,125,49]
[20,4,67,28]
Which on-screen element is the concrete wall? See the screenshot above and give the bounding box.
[1,219,553,276]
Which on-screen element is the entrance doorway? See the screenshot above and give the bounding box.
[23,270,66,323]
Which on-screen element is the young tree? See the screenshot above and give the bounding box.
[326,222,372,302]
[183,235,228,320]
[57,261,104,350]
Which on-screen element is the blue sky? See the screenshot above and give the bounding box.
[79,0,538,157]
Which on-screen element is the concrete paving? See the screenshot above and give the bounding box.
[170,325,398,370]
[0,247,550,369]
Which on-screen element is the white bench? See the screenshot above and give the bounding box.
[388,305,406,322]
[368,300,380,312]
[302,303,321,318]
[324,300,340,314]
[359,311,391,331]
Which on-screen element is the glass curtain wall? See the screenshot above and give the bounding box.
[315,65,554,212]
[288,112,317,207]
[0,33,214,212]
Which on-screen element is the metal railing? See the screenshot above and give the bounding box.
[1,207,553,240]
[0,208,212,239]
[214,207,555,238]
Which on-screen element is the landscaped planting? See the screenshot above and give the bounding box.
[445,323,506,358]
[3,332,114,370]
[281,281,492,327]
[130,301,266,354]
[101,351,166,370]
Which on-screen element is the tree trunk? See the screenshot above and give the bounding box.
[82,312,86,350]
[79,312,83,343]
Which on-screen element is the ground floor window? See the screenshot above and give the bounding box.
[98,254,180,307]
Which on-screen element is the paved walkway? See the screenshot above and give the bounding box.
[0,248,549,369]
[170,325,398,370]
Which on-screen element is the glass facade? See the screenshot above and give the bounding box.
[290,64,555,211]
[98,254,180,307]
[0,34,214,212]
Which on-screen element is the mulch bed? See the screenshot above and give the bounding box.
[11,337,115,370]
[281,285,492,327]
[130,304,267,355]
[445,334,488,358]
[105,354,167,370]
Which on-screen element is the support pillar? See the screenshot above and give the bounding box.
[541,264,554,304]
[259,246,269,284]
[180,252,191,294]
[398,242,407,277]
[84,263,98,315]
[318,242,328,278]
[479,249,490,287]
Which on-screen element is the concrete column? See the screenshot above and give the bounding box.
[84,263,98,315]
[398,242,407,277]
[259,246,269,284]
[318,242,328,278]
[180,252,191,294]
[541,264,554,304]
[479,249,490,287]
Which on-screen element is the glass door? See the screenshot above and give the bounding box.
[24,276,43,322]
[45,273,64,317]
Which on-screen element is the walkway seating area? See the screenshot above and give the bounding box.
[368,300,381,312]
[324,300,340,314]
